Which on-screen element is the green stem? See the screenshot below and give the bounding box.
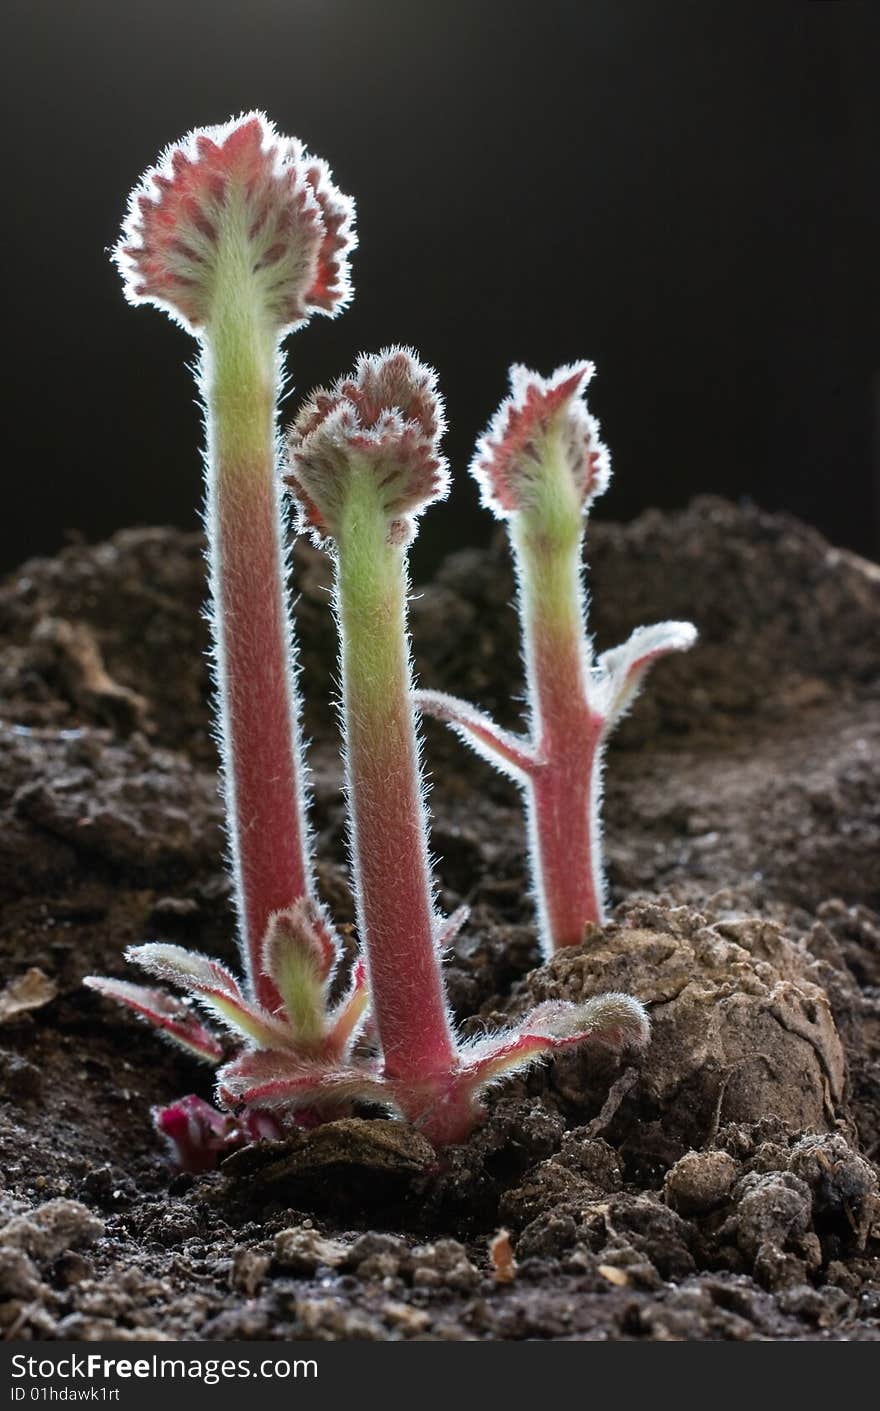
[335,477,455,1082]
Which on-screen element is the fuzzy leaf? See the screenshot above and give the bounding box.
[218,1047,388,1112]
[458,992,650,1090]
[126,943,242,998]
[521,992,651,1050]
[83,976,223,1063]
[127,943,291,1049]
[594,621,698,724]
[325,958,369,1057]
[416,689,541,779]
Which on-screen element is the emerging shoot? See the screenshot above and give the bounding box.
[110,110,355,1001]
[86,113,362,1166]
[418,364,697,953]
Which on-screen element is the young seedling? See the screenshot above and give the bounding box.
[266,347,651,1144]
[417,364,697,953]
[84,113,364,1166]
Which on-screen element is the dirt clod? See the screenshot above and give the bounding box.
[664,1150,739,1214]
[518,910,846,1155]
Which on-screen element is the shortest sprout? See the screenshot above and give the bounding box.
[472,361,609,519]
[418,360,697,952]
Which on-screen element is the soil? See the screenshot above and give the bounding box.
[0,495,878,1342]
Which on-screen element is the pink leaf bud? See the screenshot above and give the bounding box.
[285,346,449,543]
[114,112,355,335]
[153,1095,233,1172]
[471,362,610,519]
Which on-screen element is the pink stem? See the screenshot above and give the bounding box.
[517,528,606,947]
[528,662,604,946]
[205,346,311,1009]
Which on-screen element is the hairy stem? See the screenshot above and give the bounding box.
[513,456,605,949]
[203,255,311,1009]
[335,479,455,1082]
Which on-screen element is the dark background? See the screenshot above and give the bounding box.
[3,0,879,575]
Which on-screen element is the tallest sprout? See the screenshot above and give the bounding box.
[113,113,355,1005]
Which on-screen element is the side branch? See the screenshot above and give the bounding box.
[594,621,698,728]
[415,688,542,779]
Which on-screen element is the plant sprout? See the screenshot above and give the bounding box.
[109,111,354,1000]
[418,364,697,953]
[85,112,366,1165]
